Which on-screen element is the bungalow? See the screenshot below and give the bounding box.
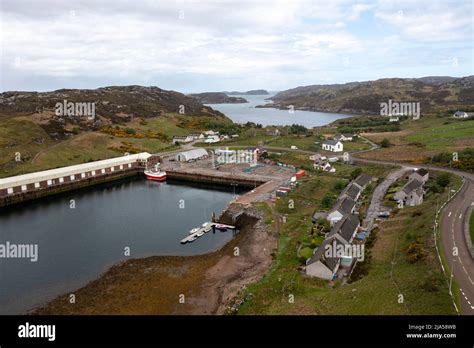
[344,183,362,201]
[172,135,194,144]
[204,130,219,136]
[327,196,356,225]
[453,111,469,119]
[394,179,424,206]
[334,133,353,142]
[353,173,372,190]
[328,214,360,244]
[204,135,220,143]
[189,133,205,140]
[409,168,429,184]
[322,139,343,152]
[305,237,342,280]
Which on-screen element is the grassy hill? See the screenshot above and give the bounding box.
[265,76,474,115]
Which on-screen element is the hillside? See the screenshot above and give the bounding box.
[262,76,474,115]
[0,86,228,139]
[190,92,248,104]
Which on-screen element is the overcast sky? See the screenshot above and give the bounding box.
[1,0,472,93]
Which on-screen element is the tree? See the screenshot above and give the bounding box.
[380,138,391,148]
[321,194,335,209]
[333,180,346,192]
[436,173,451,188]
[350,168,362,180]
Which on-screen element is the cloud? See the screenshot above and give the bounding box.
[0,0,472,92]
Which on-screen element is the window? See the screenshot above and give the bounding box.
[47,180,53,186]
[128,163,132,168]
[7,188,13,194]
[59,177,64,183]
[34,182,40,188]
[101,169,105,174]
[92,171,96,176]
[111,167,115,172]
[21,185,27,191]
[70,175,75,181]
[81,173,86,178]
[120,165,124,170]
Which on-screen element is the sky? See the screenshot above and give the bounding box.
[0,0,473,93]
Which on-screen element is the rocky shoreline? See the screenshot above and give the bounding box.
[30,205,277,315]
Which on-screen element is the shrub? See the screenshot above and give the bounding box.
[380,138,391,148]
[436,173,451,188]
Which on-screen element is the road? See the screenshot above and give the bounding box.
[352,156,474,314]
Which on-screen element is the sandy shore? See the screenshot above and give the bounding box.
[32,205,277,315]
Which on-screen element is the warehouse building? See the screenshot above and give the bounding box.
[0,153,152,198]
[175,148,208,162]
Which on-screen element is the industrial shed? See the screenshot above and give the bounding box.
[0,152,152,197]
[175,148,208,162]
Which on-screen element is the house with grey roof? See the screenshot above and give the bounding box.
[328,214,360,244]
[394,178,424,206]
[327,196,356,225]
[305,237,343,280]
[334,133,354,142]
[409,168,429,184]
[353,173,372,190]
[322,139,343,152]
[344,183,362,201]
[453,111,469,119]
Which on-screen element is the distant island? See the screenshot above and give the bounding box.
[225,89,269,95]
[190,92,249,104]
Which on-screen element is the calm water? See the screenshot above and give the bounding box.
[207,94,353,127]
[0,177,243,314]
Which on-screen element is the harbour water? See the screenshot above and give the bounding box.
[0,177,243,314]
[207,93,353,127]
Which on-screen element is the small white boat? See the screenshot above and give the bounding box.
[215,224,227,231]
[189,227,200,235]
[195,230,205,237]
[202,222,213,232]
[188,234,198,242]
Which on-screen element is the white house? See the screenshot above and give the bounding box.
[172,135,194,144]
[453,111,469,119]
[327,196,356,225]
[409,168,429,184]
[305,237,342,280]
[394,179,424,206]
[322,140,343,152]
[204,135,220,143]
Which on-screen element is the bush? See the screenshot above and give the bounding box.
[350,168,362,180]
[298,247,313,263]
[125,128,136,135]
[321,194,336,209]
[436,173,451,188]
[380,138,391,148]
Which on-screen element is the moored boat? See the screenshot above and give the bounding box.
[144,164,167,181]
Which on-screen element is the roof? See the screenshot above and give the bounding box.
[345,183,362,201]
[402,178,423,194]
[307,237,341,271]
[354,173,372,188]
[312,211,328,221]
[412,168,428,177]
[328,214,360,243]
[176,148,208,161]
[0,153,152,190]
[333,196,356,215]
[323,139,339,146]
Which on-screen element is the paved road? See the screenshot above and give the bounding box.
[353,156,474,314]
[362,167,410,230]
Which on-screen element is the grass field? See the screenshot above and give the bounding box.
[0,114,192,178]
[237,165,458,315]
[359,117,474,164]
